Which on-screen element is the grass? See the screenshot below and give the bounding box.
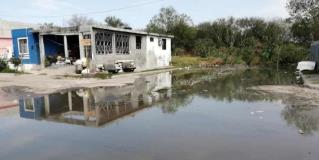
[0,68,24,74]
[94,72,112,79]
[171,56,246,67]
[171,56,202,67]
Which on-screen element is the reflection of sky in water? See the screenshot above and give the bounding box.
[0,69,319,160]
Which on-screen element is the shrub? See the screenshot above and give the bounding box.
[173,48,186,56]
[0,59,7,71]
[95,72,112,79]
[172,56,201,67]
[275,44,308,64]
[10,58,21,68]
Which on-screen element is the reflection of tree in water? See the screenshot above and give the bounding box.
[160,92,194,114]
[162,68,295,113]
[281,96,319,135]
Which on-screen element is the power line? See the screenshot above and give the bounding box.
[0,0,165,19]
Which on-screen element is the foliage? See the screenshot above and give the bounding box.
[146,7,196,52]
[66,15,97,27]
[275,43,309,65]
[171,56,201,67]
[147,6,309,65]
[0,59,7,71]
[146,7,193,34]
[0,58,20,73]
[39,22,57,30]
[95,72,112,79]
[287,0,319,46]
[105,16,129,28]
[0,68,19,73]
[10,58,21,67]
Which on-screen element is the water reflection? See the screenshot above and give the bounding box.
[159,68,295,114]
[281,96,319,135]
[19,72,172,127]
[17,69,319,134]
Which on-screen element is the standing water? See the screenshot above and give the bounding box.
[0,68,318,160]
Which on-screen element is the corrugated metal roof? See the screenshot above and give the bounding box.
[0,19,38,38]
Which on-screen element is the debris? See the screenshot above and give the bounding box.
[299,129,305,135]
[256,110,264,113]
[250,112,255,115]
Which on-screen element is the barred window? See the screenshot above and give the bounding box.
[95,31,113,55]
[116,34,129,54]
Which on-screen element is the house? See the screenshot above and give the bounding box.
[0,19,36,60]
[11,25,173,71]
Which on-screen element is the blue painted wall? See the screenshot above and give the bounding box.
[19,96,45,120]
[12,28,40,64]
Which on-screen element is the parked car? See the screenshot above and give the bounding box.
[121,60,136,72]
[105,63,122,74]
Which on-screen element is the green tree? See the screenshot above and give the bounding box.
[146,7,193,34]
[104,16,129,28]
[147,7,196,53]
[287,0,319,45]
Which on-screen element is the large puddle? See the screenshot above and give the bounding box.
[1,68,319,160]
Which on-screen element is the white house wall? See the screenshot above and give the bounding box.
[145,36,171,70]
[92,32,148,71]
[91,28,171,71]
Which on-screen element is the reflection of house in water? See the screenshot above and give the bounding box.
[19,72,172,127]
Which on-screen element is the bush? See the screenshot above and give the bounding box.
[275,44,308,64]
[173,48,186,56]
[172,56,201,67]
[10,58,21,68]
[0,59,7,71]
[95,72,112,79]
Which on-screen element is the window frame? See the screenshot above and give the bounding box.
[136,36,142,50]
[24,98,35,112]
[115,33,130,54]
[17,37,30,59]
[162,39,167,50]
[150,37,154,42]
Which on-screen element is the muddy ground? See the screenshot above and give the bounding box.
[251,85,319,106]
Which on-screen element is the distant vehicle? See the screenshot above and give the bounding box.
[106,60,136,73]
[296,61,316,85]
[297,61,316,72]
[120,60,136,72]
[105,63,122,74]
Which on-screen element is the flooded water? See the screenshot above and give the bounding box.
[1,68,319,160]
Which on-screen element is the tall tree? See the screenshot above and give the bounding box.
[146,7,193,34]
[105,16,129,28]
[147,7,196,52]
[66,15,96,27]
[287,0,319,45]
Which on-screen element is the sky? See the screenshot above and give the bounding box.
[0,0,289,28]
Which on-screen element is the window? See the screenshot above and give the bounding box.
[24,98,34,112]
[18,38,29,59]
[95,31,112,55]
[162,39,167,50]
[150,37,154,42]
[136,36,142,49]
[115,34,129,54]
